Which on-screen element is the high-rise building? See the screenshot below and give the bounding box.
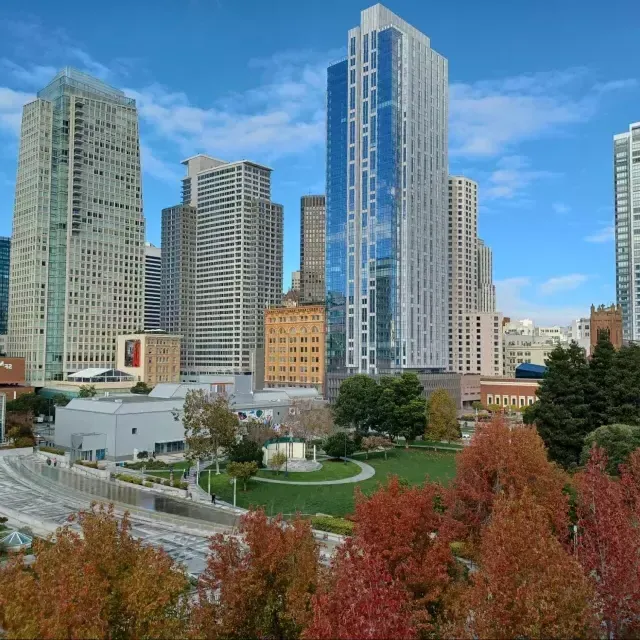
[160,204,197,372]
[0,237,10,335]
[8,68,144,384]
[477,239,496,313]
[614,123,640,341]
[300,195,326,304]
[182,155,283,375]
[291,270,301,293]
[144,243,161,330]
[326,4,449,374]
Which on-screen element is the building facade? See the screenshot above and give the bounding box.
[502,335,555,378]
[182,155,283,376]
[451,311,503,377]
[615,122,640,341]
[0,237,9,335]
[300,195,326,304]
[590,303,623,350]
[481,377,540,409]
[160,204,197,372]
[144,243,161,330]
[264,304,325,391]
[326,4,449,375]
[8,68,144,385]
[477,239,496,313]
[116,332,181,385]
[291,270,301,293]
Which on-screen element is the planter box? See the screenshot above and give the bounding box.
[71,464,110,480]
[114,478,188,499]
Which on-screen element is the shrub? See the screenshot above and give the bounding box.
[13,437,35,448]
[137,450,149,459]
[172,479,188,490]
[310,515,354,536]
[76,460,98,469]
[323,432,357,459]
[144,481,153,488]
[125,460,169,470]
[40,445,65,456]
[115,474,143,486]
[228,439,263,466]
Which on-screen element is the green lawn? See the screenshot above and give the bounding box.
[256,459,361,482]
[199,449,457,517]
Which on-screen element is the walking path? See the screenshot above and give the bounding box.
[252,458,375,486]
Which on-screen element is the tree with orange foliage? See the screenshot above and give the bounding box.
[351,476,461,634]
[191,509,318,640]
[620,447,640,514]
[451,417,570,544]
[303,538,417,640]
[574,447,640,639]
[0,503,190,639]
[448,490,595,639]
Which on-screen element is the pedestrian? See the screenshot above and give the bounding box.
[211,493,216,505]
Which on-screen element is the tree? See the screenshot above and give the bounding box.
[269,450,287,474]
[191,510,318,640]
[606,342,640,425]
[78,384,97,398]
[0,503,190,639]
[448,490,595,639]
[228,438,263,466]
[525,341,591,468]
[303,538,417,640]
[581,423,640,474]
[586,331,616,430]
[361,435,393,459]
[285,403,335,441]
[226,461,259,491]
[130,381,152,395]
[324,431,357,459]
[333,374,379,433]
[178,390,238,475]
[373,374,426,443]
[6,393,49,416]
[471,401,484,411]
[425,388,460,443]
[6,411,35,446]
[574,447,640,638]
[451,417,570,545]
[244,418,278,446]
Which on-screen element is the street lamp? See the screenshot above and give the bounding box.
[344,429,347,464]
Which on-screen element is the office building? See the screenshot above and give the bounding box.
[615,122,640,340]
[8,68,144,385]
[160,204,197,372]
[182,155,283,375]
[450,312,503,377]
[116,331,181,385]
[264,303,325,391]
[326,5,449,374]
[477,239,496,313]
[300,195,326,303]
[590,303,623,350]
[144,243,161,330]
[291,270,301,293]
[0,237,9,335]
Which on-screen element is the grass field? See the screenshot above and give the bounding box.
[199,449,457,517]
[256,459,361,482]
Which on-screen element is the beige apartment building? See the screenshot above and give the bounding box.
[116,332,181,386]
[502,335,554,378]
[264,304,325,391]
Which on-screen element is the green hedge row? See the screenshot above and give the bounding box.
[39,446,65,456]
[310,515,355,536]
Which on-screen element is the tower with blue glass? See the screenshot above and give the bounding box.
[0,237,9,335]
[326,4,449,374]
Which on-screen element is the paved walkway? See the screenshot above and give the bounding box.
[252,458,375,486]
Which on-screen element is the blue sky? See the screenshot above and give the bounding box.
[0,0,637,325]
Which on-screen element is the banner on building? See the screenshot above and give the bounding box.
[124,339,141,368]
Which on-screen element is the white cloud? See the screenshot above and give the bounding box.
[538,273,588,295]
[1,59,56,88]
[553,202,570,214]
[0,87,33,134]
[485,155,556,200]
[584,225,614,243]
[140,143,182,184]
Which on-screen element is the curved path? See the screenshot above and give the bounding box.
[252,457,375,486]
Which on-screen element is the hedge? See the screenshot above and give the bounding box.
[114,473,143,486]
[310,515,354,536]
[40,445,65,456]
[76,460,98,469]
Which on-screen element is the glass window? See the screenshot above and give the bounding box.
[350,37,356,56]
[349,87,356,110]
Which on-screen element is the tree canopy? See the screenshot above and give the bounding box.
[324,431,357,459]
[581,423,640,474]
[425,388,460,443]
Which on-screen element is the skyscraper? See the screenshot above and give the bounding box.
[615,122,640,341]
[160,204,197,373]
[0,237,10,335]
[144,243,161,330]
[182,155,283,376]
[326,4,448,374]
[477,239,496,313]
[300,195,326,304]
[8,68,144,384]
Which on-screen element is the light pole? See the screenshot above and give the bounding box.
[344,430,347,464]
[208,468,211,494]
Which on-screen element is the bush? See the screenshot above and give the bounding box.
[40,445,65,456]
[323,432,357,459]
[76,460,98,469]
[173,480,188,490]
[460,414,476,422]
[137,450,149,459]
[124,460,169,470]
[228,439,263,466]
[115,474,143,486]
[13,437,35,448]
[310,515,355,536]
[581,423,640,474]
[144,481,153,488]
[145,475,164,485]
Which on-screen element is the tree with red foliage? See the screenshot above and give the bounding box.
[303,538,417,640]
[448,490,595,639]
[574,446,640,639]
[620,447,640,515]
[451,417,570,544]
[191,509,318,640]
[351,476,461,633]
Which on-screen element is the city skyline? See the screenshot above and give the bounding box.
[0,0,638,325]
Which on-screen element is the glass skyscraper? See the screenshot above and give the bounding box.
[0,237,10,335]
[326,4,449,374]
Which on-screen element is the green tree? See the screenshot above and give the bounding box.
[323,432,357,459]
[333,374,379,433]
[581,424,640,474]
[269,450,287,474]
[425,388,460,443]
[130,381,152,395]
[526,341,591,469]
[6,393,49,416]
[226,461,259,491]
[177,391,239,474]
[587,332,616,430]
[607,343,640,425]
[78,385,97,398]
[228,439,263,466]
[373,373,426,443]
[51,393,70,407]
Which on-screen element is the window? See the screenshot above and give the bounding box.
[132,428,137,435]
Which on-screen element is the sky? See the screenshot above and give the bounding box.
[0,0,637,326]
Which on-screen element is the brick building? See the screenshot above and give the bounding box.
[480,377,540,409]
[590,304,623,350]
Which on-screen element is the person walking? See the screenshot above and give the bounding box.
[211,493,216,505]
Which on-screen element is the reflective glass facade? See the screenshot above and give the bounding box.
[326,5,448,374]
[0,237,9,335]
